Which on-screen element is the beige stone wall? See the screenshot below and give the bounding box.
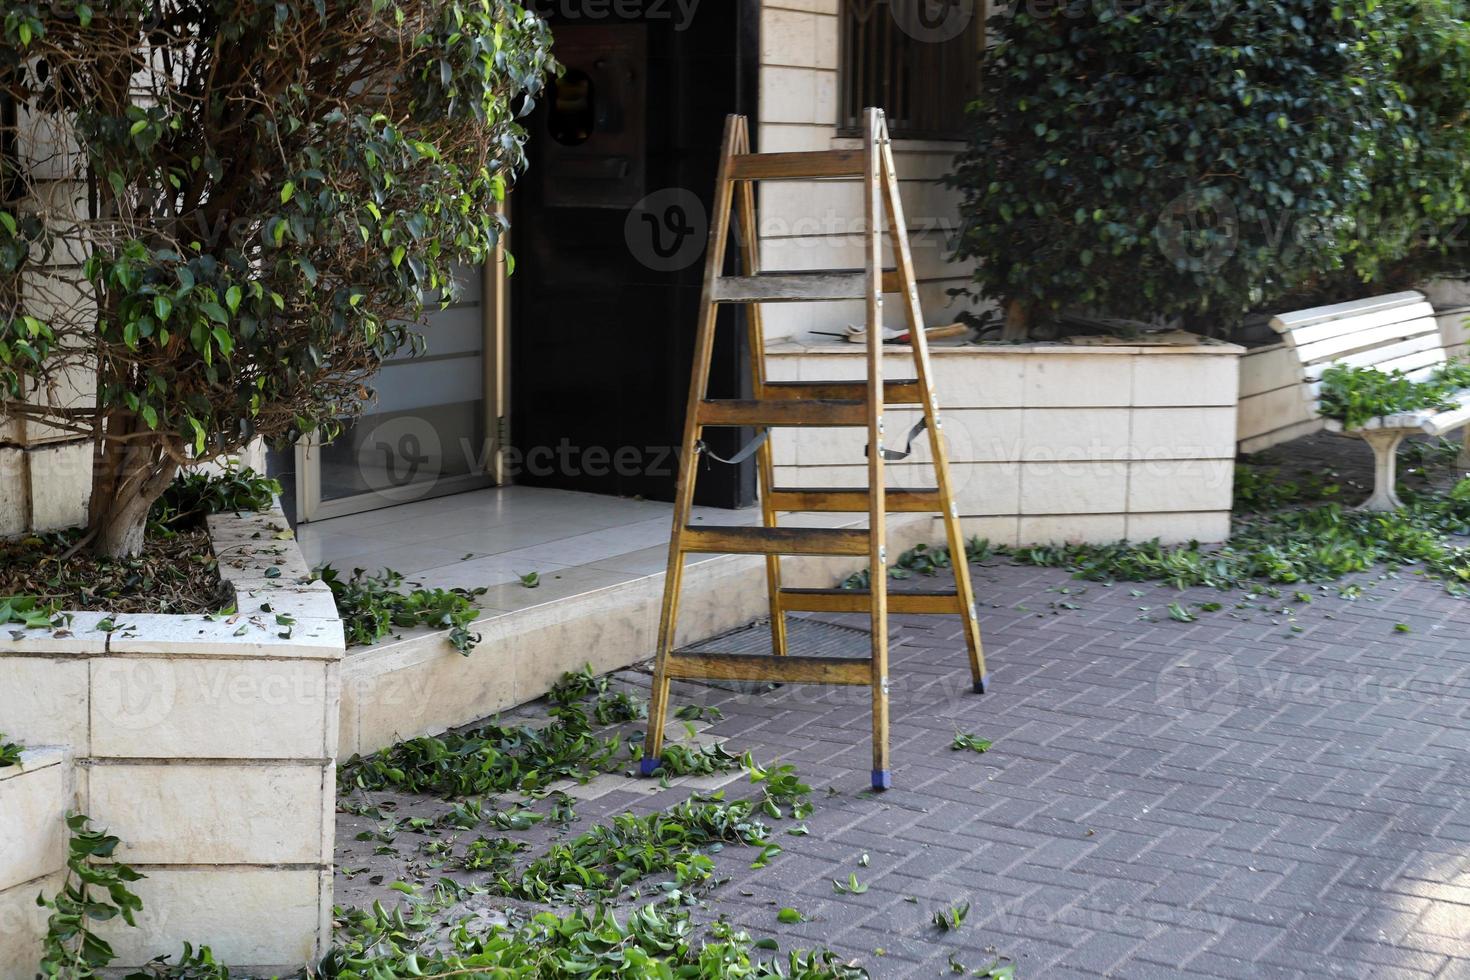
[1237,343,1324,455]
[2,174,95,537]
[757,0,988,342]
[0,748,72,980]
[3,108,92,535]
[768,342,1243,546]
[0,503,342,975]
[1423,278,1470,363]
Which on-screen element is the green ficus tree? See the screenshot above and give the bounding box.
[0,0,553,556]
[950,0,1470,337]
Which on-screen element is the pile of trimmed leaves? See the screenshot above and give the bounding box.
[76,659,856,978]
[317,565,487,655]
[1319,360,1470,430]
[499,793,772,904]
[1011,463,1470,593]
[40,808,866,980]
[329,896,867,980]
[855,452,1470,596]
[339,713,620,798]
[339,666,748,798]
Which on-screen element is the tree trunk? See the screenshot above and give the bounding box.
[87,413,182,558]
[93,486,157,558]
[1002,299,1032,341]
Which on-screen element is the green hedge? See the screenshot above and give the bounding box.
[950,0,1470,332]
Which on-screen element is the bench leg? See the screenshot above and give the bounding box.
[1357,429,1406,511]
[1459,425,1470,471]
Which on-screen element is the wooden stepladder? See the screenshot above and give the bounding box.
[639,109,987,791]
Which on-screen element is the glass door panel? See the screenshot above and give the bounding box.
[295,263,494,521]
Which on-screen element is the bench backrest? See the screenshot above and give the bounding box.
[1268,291,1443,409]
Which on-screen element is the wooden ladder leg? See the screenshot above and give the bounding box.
[733,117,789,657]
[878,121,989,694]
[642,116,743,775]
[864,109,892,791]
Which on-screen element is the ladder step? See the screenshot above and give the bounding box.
[780,588,966,615]
[681,525,869,556]
[768,487,945,513]
[712,270,902,303]
[698,399,867,427]
[763,380,923,404]
[666,651,871,685]
[728,150,867,181]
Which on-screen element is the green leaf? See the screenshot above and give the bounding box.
[776,907,804,924]
[280,181,295,204]
[186,416,206,454]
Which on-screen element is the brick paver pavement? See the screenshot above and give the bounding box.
[340,554,1470,978]
[647,559,1470,978]
[338,434,1470,977]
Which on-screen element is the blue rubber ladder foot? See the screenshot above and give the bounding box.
[871,769,892,791]
[638,755,661,777]
[973,673,991,695]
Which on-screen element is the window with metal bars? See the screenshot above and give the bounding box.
[839,0,982,141]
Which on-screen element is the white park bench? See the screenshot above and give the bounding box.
[1270,290,1470,511]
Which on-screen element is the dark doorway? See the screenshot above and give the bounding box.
[510,1,758,507]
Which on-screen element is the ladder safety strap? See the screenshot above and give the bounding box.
[867,418,928,461]
[696,430,770,466]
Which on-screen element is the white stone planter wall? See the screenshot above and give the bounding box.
[1238,343,1324,455]
[3,106,95,537]
[1423,278,1470,363]
[768,341,1243,546]
[0,503,342,976]
[0,748,71,979]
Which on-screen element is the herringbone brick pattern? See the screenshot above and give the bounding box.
[338,551,1470,977]
[590,557,1470,978]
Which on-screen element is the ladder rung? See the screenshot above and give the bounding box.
[666,651,871,685]
[712,270,902,303]
[779,588,966,615]
[763,380,923,404]
[727,150,867,181]
[698,399,866,427]
[681,525,869,556]
[767,487,944,513]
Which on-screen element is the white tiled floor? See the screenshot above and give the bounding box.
[294,486,766,601]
